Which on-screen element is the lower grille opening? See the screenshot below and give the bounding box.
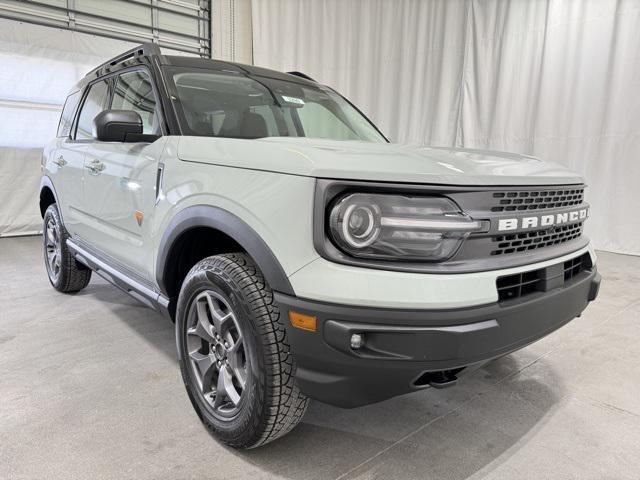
[497,252,592,302]
[497,269,544,301]
[564,253,592,281]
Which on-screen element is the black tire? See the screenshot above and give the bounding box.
[176,253,309,448]
[43,204,92,293]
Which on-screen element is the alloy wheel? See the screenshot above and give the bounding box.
[45,217,62,282]
[186,290,248,417]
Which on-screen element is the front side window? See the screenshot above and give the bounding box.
[75,80,110,140]
[167,68,386,142]
[111,70,158,134]
[57,91,81,138]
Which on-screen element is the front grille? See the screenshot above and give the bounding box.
[491,187,584,212]
[491,222,583,256]
[497,252,592,301]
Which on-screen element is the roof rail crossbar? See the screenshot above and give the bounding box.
[287,71,316,82]
[86,43,163,78]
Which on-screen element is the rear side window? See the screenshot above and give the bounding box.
[111,70,158,134]
[57,91,81,138]
[75,80,110,140]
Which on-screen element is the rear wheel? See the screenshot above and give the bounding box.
[176,253,308,448]
[43,204,91,293]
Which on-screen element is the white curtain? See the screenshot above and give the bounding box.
[252,0,640,256]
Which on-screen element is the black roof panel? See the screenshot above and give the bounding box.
[71,44,318,94]
[161,55,318,86]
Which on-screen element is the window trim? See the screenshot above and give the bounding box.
[111,68,162,136]
[56,90,81,138]
[72,77,112,142]
[69,65,166,143]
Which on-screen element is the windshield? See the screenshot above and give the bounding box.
[167,68,386,142]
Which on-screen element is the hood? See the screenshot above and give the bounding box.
[177,137,584,186]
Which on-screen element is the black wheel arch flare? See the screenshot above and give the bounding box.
[156,205,295,300]
[39,176,61,219]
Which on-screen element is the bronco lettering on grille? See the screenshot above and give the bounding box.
[498,208,588,232]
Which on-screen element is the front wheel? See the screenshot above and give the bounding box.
[176,253,308,448]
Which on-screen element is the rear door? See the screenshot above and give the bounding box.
[81,68,163,280]
[55,80,110,237]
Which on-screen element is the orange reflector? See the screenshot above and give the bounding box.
[288,311,317,332]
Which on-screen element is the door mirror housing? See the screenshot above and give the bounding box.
[93,110,153,142]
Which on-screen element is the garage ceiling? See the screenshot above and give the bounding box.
[0,0,210,56]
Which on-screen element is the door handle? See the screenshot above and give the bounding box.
[52,155,67,168]
[85,159,105,175]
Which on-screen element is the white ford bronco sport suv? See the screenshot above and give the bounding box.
[40,44,600,448]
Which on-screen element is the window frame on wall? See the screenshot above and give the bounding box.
[0,0,211,57]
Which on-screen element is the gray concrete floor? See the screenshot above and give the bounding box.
[1,236,639,480]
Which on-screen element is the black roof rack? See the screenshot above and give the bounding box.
[85,43,162,78]
[287,71,316,82]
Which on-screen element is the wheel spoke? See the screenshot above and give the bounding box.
[190,352,217,392]
[188,301,216,344]
[225,330,242,351]
[46,226,56,245]
[214,365,241,407]
[205,294,233,333]
[227,349,247,388]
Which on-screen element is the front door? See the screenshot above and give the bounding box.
[81,69,163,280]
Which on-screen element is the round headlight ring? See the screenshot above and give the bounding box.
[340,203,381,248]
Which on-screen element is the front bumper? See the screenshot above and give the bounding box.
[276,267,600,408]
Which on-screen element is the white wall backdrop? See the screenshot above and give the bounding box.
[252,0,640,256]
[0,20,194,236]
[0,19,140,236]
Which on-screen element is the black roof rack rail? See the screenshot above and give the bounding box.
[287,71,316,82]
[85,43,163,78]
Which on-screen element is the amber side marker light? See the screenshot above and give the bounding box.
[288,311,317,332]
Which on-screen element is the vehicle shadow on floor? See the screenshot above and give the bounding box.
[83,280,564,480]
[236,359,563,480]
[77,279,178,360]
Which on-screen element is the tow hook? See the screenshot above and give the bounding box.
[414,369,460,389]
[428,371,459,389]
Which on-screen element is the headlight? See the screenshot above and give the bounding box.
[328,193,485,261]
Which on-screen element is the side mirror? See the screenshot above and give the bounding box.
[93,110,143,142]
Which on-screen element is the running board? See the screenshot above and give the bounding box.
[66,239,171,319]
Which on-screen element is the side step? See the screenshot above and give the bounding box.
[66,239,171,319]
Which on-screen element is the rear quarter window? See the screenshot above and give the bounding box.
[56,91,81,138]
